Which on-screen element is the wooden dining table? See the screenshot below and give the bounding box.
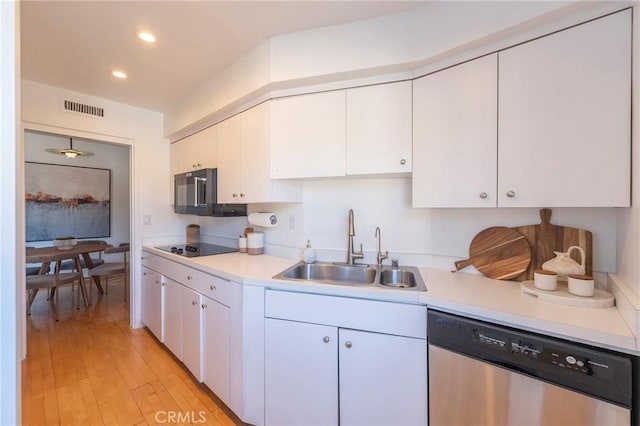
[26,242,109,302]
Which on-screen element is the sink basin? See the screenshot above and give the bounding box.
[274,261,426,291]
[276,262,376,285]
[379,269,417,288]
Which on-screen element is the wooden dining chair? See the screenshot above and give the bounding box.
[26,252,88,321]
[87,243,130,303]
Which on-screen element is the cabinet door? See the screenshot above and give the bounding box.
[498,10,631,207]
[182,286,203,381]
[217,115,243,203]
[240,101,271,203]
[201,295,231,405]
[141,267,163,342]
[346,81,412,175]
[339,329,427,426]
[271,90,346,179]
[163,278,183,360]
[196,125,218,169]
[170,137,198,175]
[265,318,338,426]
[412,54,498,207]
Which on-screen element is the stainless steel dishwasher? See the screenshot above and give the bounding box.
[427,310,638,426]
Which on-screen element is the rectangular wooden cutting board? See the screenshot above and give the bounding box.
[512,209,592,282]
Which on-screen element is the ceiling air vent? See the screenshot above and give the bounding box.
[63,100,104,118]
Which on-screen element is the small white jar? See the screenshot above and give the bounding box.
[534,269,557,291]
[568,274,594,297]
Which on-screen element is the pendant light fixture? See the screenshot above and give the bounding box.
[45,137,94,159]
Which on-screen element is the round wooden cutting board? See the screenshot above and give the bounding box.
[454,226,532,280]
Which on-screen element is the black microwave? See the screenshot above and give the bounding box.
[174,168,247,217]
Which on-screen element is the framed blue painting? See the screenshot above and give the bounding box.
[25,162,111,242]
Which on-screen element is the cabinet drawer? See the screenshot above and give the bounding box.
[142,250,231,306]
[265,290,426,339]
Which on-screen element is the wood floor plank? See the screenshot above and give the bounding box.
[22,277,238,425]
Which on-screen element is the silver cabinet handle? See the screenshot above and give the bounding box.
[345,341,352,349]
[323,336,330,343]
[506,191,515,198]
[210,284,216,290]
[400,159,406,165]
[480,192,488,199]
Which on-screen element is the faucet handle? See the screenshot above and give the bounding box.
[391,259,399,269]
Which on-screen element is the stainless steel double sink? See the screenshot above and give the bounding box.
[273,261,426,291]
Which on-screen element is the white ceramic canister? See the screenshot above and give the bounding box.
[247,232,264,255]
[568,274,595,297]
[534,269,557,291]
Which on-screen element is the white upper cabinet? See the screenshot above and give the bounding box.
[171,125,218,175]
[271,83,412,179]
[413,54,498,208]
[217,102,302,204]
[271,90,347,179]
[498,10,631,207]
[217,113,243,204]
[346,81,412,175]
[413,10,631,208]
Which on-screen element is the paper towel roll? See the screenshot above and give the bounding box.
[248,213,277,227]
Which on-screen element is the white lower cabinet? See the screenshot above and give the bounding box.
[141,266,163,341]
[265,319,339,426]
[339,328,427,426]
[163,278,184,360]
[140,251,235,410]
[264,291,427,426]
[202,295,231,405]
[182,285,203,381]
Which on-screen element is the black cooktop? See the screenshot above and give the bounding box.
[156,243,237,257]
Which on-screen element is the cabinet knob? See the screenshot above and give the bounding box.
[479,192,488,199]
[506,190,515,198]
[240,193,245,197]
[323,336,330,343]
[192,300,198,306]
[197,163,202,167]
[187,275,193,280]
[161,283,166,287]
[400,159,406,165]
[210,284,216,290]
[232,193,237,198]
[143,272,147,276]
[345,341,352,349]
[192,164,197,168]
[155,280,160,284]
[201,304,207,309]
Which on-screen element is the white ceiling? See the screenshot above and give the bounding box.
[21,1,430,114]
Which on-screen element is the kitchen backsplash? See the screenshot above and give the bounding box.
[194,176,617,273]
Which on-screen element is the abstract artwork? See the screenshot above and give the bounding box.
[25,162,111,241]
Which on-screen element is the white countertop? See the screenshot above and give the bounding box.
[144,247,639,355]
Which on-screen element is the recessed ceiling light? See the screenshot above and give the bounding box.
[137,31,156,43]
[112,70,127,79]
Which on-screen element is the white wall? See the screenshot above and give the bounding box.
[21,80,173,330]
[0,1,20,424]
[256,177,618,275]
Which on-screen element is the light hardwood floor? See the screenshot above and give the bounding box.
[22,277,237,425]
